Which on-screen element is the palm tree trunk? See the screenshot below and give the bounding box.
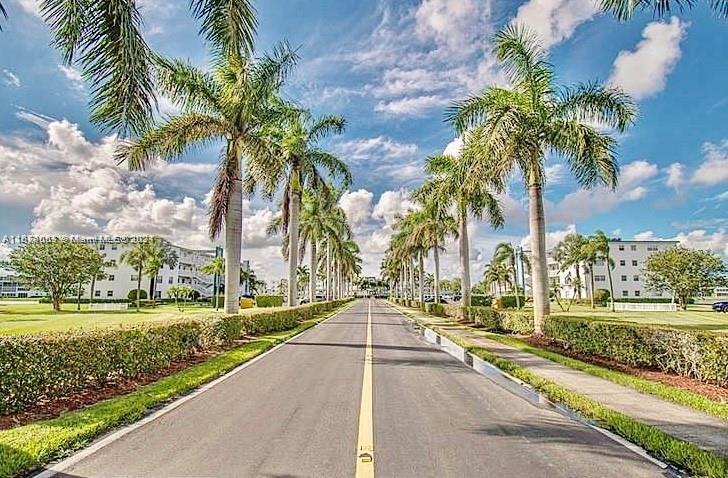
[326,240,332,301]
[409,258,415,303]
[528,184,550,334]
[606,254,616,312]
[224,178,243,314]
[136,264,142,312]
[575,262,582,300]
[512,257,521,309]
[89,277,96,307]
[310,242,317,303]
[458,203,471,307]
[418,251,424,306]
[588,263,595,309]
[433,243,441,304]
[288,188,301,307]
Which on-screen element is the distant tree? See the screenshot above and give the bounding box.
[121,240,150,312]
[590,231,617,311]
[553,234,588,301]
[644,246,727,310]
[168,284,193,311]
[74,248,107,310]
[201,256,225,309]
[9,241,92,311]
[88,257,115,307]
[144,238,178,306]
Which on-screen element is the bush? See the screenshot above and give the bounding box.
[544,316,728,386]
[39,298,130,304]
[427,303,445,316]
[500,295,526,309]
[498,310,535,335]
[255,295,284,308]
[471,294,493,307]
[128,289,148,301]
[0,298,352,414]
[614,298,694,304]
[593,289,610,306]
[465,306,499,329]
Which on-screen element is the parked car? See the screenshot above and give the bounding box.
[712,301,728,312]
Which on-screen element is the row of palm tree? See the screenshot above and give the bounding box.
[120,237,179,311]
[383,25,636,334]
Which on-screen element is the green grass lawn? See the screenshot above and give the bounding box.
[0,302,288,335]
[548,303,728,332]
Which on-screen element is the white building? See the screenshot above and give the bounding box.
[526,239,678,300]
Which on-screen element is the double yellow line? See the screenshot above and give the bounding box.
[355,299,375,477]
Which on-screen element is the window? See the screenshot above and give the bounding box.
[109,259,116,266]
[157,275,163,283]
[107,290,113,297]
[632,260,638,266]
[619,260,625,266]
[595,259,605,266]
[99,244,106,251]
[633,275,639,281]
[594,275,606,281]
[131,275,138,281]
[111,244,118,250]
[94,290,101,297]
[630,245,637,251]
[169,277,174,284]
[108,275,114,281]
[635,290,641,297]
[621,275,627,281]
[647,245,658,251]
[622,290,628,297]
[618,245,625,251]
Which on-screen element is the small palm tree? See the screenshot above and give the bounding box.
[591,230,617,311]
[117,47,297,314]
[121,240,150,311]
[448,25,636,332]
[200,256,225,310]
[600,0,727,20]
[144,237,178,306]
[553,233,588,301]
[493,242,528,308]
[417,153,504,307]
[251,109,350,307]
[297,265,310,298]
[240,268,257,296]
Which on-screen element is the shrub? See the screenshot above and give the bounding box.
[593,289,610,305]
[500,295,526,309]
[39,298,130,304]
[428,303,445,316]
[544,316,728,386]
[411,300,422,310]
[471,294,493,307]
[128,289,148,301]
[0,299,352,414]
[255,295,284,308]
[465,307,499,329]
[614,298,694,304]
[498,310,535,335]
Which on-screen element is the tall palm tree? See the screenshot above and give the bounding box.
[448,25,636,333]
[591,230,617,311]
[600,0,728,20]
[144,237,179,305]
[553,233,588,301]
[417,153,504,307]
[29,0,257,136]
[117,46,297,315]
[121,239,150,311]
[200,256,225,309]
[250,109,350,307]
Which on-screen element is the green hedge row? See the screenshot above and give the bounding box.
[613,298,694,304]
[465,307,534,335]
[0,299,352,414]
[544,316,728,386]
[255,295,284,308]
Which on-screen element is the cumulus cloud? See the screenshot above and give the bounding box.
[634,229,728,257]
[665,162,685,191]
[608,17,687,100]
[520,224,578,251]
[374,95,450,116]
[339,189,374,229]
[335,136,418,163]
[692,140,728,185]
[511,0,600,49]
[372,189,418,226]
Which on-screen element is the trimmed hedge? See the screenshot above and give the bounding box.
[255,295,284,308]
[545,316,728,386]
[499,295,526,309]
[39,298,130,304]
[614,298,695,304]
[465,307,535,335]
[128,290,148,301]
[471,294,492,307]
[0,299,352,414]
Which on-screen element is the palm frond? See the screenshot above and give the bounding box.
[549,120,619,189]
[190,0,257,59]
[494,24,554,102]
[154,56,220,114]
[599,0,728,20]
[556,82,637,132]
[308,114,346,143]
[208,145,239,239]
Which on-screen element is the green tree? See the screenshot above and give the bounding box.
[200,256,225,309]
[417,153,504,307]
[88,256,115,307]
[591,231,617,312]
[117,47,297,315]
[553,233,588,300]
[449,25,636,332]
[297,265,310,298]
[240,267,258,295]
[144,237,178,306]
[492,242,529,308]
[168,284,194,311]
[74,247,107,310]
[9,241,92,311]
[251,109,350,307]
[120,239,151,311]
[600,0,727,20]
[644,245,727,310]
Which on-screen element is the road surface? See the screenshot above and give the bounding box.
[47,299,665,477]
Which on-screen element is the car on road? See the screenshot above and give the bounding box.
[712,301,728,312]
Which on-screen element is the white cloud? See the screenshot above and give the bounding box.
[664,162,685,191]
[374,95,450,116]
[608,17,687,100]
[634,229,728,257]
[335,136,418,163]
[414,0,487,53]
[692,140,728,186]
[511,0,600,49]
[2,69,21,87]
[372,189,418,226]
[58,64,84,91]
[545,164,566,184]
[15,0,39,16]
[443,137,463,157]
[339,189,374,229]
[520,224,578,251]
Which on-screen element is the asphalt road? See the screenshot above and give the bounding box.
[49,299,665,478]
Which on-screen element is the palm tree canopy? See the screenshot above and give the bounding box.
[116,45,298,239]
[447,25,637,191]
[600,0,728,20]
[552,233,588,272]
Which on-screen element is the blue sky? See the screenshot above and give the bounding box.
[0,0,726,280]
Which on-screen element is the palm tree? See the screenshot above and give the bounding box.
[297,265,310,298]
[144,237,178,306]
[600,0,727,20]
[417,153,504,307]
[448,25,636,333]
[591,230,617,311]
[553,233,588,301]
[240,268,257,295]
[121,240,150,311]
[493,242,526,308]
[89,258,115,307]
[200,256,225,309]
[250,109,350,307]
[117,47,298,315]
[27,0,257,136]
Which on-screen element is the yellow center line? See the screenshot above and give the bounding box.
[355,299,375,478]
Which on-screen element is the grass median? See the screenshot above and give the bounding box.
[0,302,352,478]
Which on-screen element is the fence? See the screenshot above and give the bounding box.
[613,302,677,312]
[88,302,129,311]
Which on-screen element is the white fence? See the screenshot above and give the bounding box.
[88,302,129,311]
[613,302,677,312]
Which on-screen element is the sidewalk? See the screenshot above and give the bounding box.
[389,302,728,457]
